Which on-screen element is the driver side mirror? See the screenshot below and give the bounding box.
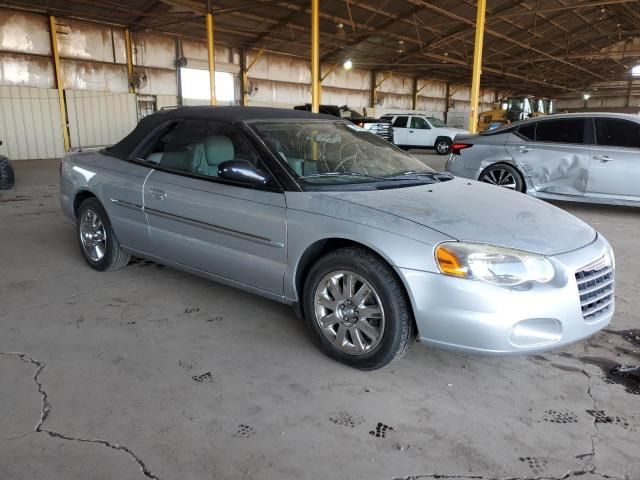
[218,160,270,185]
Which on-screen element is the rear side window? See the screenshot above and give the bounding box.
[535,119,585,144]
[517,123,536,141]
[594,118,640,148]
[393,116,408,128]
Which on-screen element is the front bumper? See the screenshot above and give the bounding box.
[396,234,614,354]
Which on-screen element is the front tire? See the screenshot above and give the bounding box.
[434,137,452,155]
[76,198,130,271]
[303,247,416,370]
[478,163,525,192]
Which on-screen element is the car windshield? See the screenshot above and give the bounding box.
[251,121,434,185]
[427,117,446,127]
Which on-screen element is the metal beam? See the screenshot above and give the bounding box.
[242,48,266,107]
[492,0,640,19]
[49,16,70,153]
[311,0,320,113]
[206,11,216,105]
[469,0,486,134]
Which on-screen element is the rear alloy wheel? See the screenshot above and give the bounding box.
[434,138,452,155]
[76,198,130,271]
[479,164,525,193]
[303,247,416,370]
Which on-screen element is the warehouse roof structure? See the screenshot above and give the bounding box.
[2,0,640,95]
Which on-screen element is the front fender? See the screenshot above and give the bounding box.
[283,192,452,301]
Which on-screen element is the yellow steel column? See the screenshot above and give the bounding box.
[310,0,320,113]
[124,29,134,94]
[49,16,70,152]
[206,12,216,106]
[468,0,487,134]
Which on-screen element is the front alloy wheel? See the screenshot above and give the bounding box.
[303,247,416,370]
[314,270,385,355]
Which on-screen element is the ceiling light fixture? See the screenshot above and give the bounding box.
[343,59,353,70]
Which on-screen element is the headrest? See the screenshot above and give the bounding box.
[205,135,234,166]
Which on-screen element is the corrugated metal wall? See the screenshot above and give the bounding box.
[0,85,65,159]
[66,90,137,148]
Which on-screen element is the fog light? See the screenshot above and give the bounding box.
[508,318,561,347]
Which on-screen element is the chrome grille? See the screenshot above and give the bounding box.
[575,256,614,322]
[367,122,394,142]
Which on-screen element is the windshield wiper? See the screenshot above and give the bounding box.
[298,172,383,180]
[385,170,437,179]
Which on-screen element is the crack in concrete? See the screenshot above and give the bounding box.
[0,352,162,480]
[390,466,625,480]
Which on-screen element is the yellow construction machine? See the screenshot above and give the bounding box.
[477,96,556,132]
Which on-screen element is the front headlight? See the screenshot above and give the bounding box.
[435,242,555,286]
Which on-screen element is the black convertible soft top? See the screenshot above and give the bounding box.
[107,106,336,158]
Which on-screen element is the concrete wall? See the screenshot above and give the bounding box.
[0,7,504,158]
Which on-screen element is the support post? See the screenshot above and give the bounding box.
[310,0,320,113]
[369,70,377,108]
[206,10,216,106]
[444,82,450,124]
[240,49,248,107]
[625,77,633,108]
[468,0,487,134]
[412,77,418,110]
[124,29,134,94]
[176,38,183,107]
[49,16,70,153]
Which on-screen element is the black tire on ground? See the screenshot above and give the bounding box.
[478,163,526,193]
[434,137,452,155]
[76,197,130,271]
[0,156,15,190]
[303,247,416,370]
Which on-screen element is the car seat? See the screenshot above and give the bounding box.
[191,135,235,177]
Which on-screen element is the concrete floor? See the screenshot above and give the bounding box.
[1,155,638,480]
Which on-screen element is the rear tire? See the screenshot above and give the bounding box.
[478,163,525,193]
[0,156,15,190]
[76,198,130,271]
[303,247,416,370]
[434,137,452,155]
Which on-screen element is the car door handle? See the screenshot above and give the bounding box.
[148,188,167,200]
[593,155,612,162]
[409,130,415,133]
[516,145,532,152]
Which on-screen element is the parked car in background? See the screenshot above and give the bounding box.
[60,106,614,370]
[445,112,640,206]
[293,104,393,143]
[379,114,467,154]
[0,141,15,190]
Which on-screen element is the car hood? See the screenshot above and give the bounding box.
[320,178,596,256]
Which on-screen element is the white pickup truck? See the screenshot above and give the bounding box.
[379,114,467,154]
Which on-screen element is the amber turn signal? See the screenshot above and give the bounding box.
[435,244,468,278]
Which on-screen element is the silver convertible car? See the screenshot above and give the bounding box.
[446,112,640,206]
[60,107,615,370]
